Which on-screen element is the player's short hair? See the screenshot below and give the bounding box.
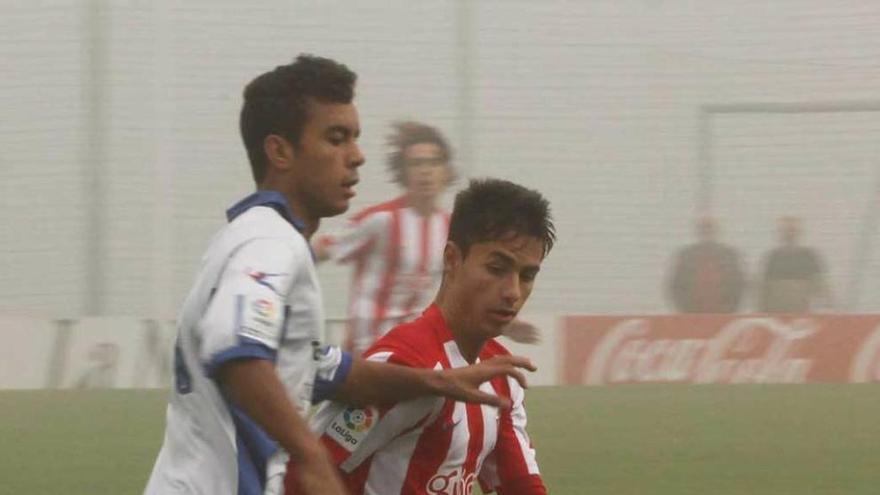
[386,121,456,185]
[449,178,555,258]
[240,54,357,184]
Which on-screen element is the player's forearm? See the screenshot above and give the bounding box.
[334,355,531,408]
[332,358,440,407]
[217,359,324,462]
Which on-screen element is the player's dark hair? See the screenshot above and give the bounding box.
[449,178,555,258]
[386,121,456,185]
[240,54,357,184]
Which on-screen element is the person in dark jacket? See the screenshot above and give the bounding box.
[667,216,745,313]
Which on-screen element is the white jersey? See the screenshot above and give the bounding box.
[145,191,352,495]
[324,197,449,354]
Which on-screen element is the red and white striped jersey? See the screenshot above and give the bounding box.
[288,305,546,495]
[324,197,450,354]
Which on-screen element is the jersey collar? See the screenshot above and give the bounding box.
[226,190,306,232]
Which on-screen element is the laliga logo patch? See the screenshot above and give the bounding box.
[329,406,375,450]
[252,299,275,319]
[343,407,374,432]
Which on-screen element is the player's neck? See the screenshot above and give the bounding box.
[435,297,486,364]
[283,194,319,238]
[255,184,320,238]
[406,193,437,217]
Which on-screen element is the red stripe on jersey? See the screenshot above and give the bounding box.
[370,207,401,340]
[400,400,456,493]
[343,456,373,494]
[491,376,534,488]
[350,196,407,223]
[322,435,353,465]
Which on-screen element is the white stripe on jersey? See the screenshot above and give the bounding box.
[509,377,541,475]
[476,381,501,472]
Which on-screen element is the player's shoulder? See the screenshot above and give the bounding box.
[367,317,442,367]
[230,207,305,242]
[215,208,310,265]
[350,196,408,223]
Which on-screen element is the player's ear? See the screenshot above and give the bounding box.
[443,241,462,275]
[263,134,295,172]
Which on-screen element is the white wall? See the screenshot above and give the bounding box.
[3,1,880,320]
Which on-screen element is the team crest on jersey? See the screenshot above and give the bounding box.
[327,406,376,452]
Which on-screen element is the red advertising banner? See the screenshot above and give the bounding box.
[560,315,880,385]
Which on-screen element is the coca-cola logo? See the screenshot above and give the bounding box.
[849,326,880,383]
[584,317,816,385]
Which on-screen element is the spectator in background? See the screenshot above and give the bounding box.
[759,216,833,313]
[667,216,745,313]
[313,121,539,354]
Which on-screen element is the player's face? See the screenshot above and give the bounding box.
[446,234,544,339]
[402,142,449,204]
[290,100,365,220]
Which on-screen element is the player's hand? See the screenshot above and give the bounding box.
[310,234,333,262]
[433,355,537,409]
[503,319,542,344]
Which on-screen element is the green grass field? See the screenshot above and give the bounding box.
[1,385,878,494]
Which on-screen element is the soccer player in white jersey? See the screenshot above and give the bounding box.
[290,179,554,494]
[313,123,540,355]
[144,55,536,495]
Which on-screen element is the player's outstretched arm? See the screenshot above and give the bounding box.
[218,359,347,495]
[333,355,536,409]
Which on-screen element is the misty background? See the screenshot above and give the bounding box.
[3,0,880,323]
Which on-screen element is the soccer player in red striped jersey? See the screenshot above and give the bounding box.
[313,121,454,354]
[288,178,555,494]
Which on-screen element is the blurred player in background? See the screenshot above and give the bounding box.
[314,122,540,354]
[144,55,535,495]
[288,178,554,495]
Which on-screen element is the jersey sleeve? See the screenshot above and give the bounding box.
[199,237,299,377]
[323,212,386,263]
[308,349,442,472]
[311,345,354,404]
[479,376,547,495]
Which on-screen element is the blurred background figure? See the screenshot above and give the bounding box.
[667,216,745,313]
[313,121,456,354]
[759,216,834,313]
[75,342,120,389]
